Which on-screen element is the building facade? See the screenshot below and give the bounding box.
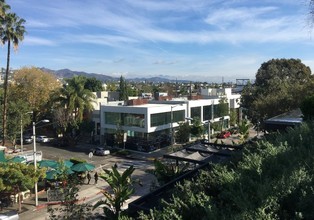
[99,88,240,152]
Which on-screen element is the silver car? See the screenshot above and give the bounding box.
[36,135,50,143]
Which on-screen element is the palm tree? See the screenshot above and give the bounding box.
[0,12,26,145]
[58,76,96,122]
[93,165,138,219]
[0,0,10,17]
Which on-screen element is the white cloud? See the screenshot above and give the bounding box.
[24,36,56,46]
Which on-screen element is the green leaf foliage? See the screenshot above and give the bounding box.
[94,164,137,220]
[175,122,191,143]
[241,58,314,123]
[137,122,314,219]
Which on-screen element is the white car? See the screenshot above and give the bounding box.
[36,135,50,143]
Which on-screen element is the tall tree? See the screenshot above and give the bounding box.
[10,67,60,119]
[84,77,104,92]
[119,75,128,101]
[57,76,95,123]
[0,0,10,17]
[241,58,314,123]
[0,12,26,145]
[52,76,95,144]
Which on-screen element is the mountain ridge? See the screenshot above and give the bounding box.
[40,67,191,83]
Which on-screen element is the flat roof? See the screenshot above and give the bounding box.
[265,108,303,125]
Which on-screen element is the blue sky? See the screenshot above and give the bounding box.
[3,0,314,82]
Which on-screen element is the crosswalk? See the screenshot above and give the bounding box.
[99,160,152,171]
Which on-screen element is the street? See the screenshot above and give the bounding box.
[14,142,156,220]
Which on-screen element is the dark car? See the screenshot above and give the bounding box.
[92,147,110,156]
[217,131,231,139]
[16,136,33,144]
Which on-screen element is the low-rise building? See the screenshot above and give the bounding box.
[98,88,241,152]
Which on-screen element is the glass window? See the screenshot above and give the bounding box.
[173,110,185,122]
[123,113,145,128]
[203,105,211,121]
[151,110,185,127]
[151,112,170,127]
[191,106,201,119]
[105,112,145,128]
[105,112,120,125]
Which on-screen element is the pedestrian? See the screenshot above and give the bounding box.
[94,172,98,184]
[87,172,91,184]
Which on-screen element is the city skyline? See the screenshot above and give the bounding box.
[3,0,314,82]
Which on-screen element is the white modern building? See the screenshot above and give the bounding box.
[98,88,241,151]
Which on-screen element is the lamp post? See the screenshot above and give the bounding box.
[204,120,213,143]
[20,111,33,153]
[33,119,49,206]
[170,106,174,146]
[170,104,183,146]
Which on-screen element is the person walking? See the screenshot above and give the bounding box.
[87,172,91,184]
[94,172,98,184]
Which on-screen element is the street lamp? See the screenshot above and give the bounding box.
[33,119,49,206]
[203,120,213,143]
[170,104,183,146]
[20,111,33,153]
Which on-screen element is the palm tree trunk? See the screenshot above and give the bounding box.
[2,39,10,146]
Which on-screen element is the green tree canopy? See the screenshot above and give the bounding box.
[190,117,205,139]
[300,94,314,121]
[241,58,314,123]
[138,122,314,219]
[83,76,104,92]
[119,75,128,101]
[11,67,60,118]
[175,121,191,143]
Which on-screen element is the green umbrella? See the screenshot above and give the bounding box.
[46,170,59,180]
[8,156,26,163]
[71,162,95,172]
[61,160,74,168]
[45,168,74,180]
[39,160,58,169]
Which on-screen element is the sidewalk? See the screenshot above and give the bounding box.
[15,180,105,220]
[8,151,159,220]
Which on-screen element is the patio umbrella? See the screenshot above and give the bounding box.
[46,170,59,180]
[71,162,95,172]
[63,160,74,168]
[45,168,74,180]
[39,160,58,169]
[8,156,26,163]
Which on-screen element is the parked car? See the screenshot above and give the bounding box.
[16,136,33,145]
[36,135,50,143]
[24,136,33,144]
[216,131,231,139]
[91,147,110,156]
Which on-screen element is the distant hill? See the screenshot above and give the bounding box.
[40,68,116,82]
[40,67,191,83]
